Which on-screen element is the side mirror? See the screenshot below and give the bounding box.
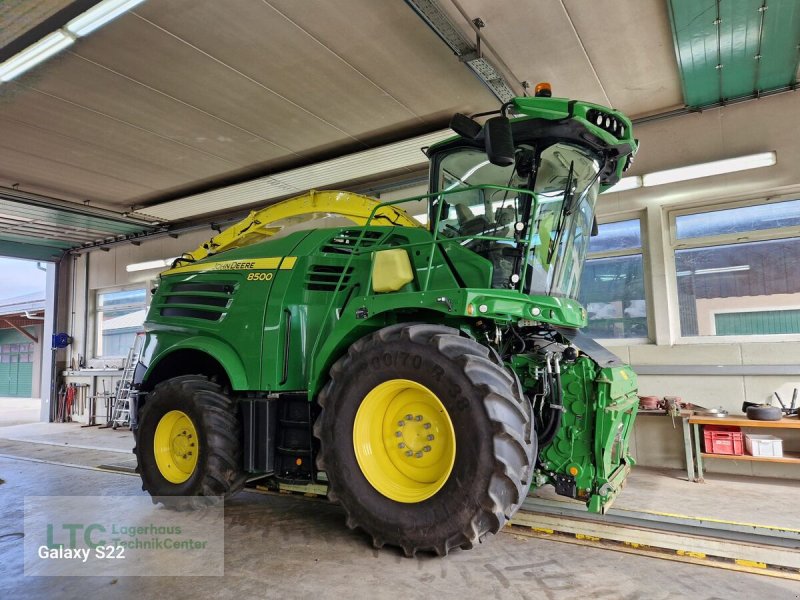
[449,113,482,140]
[484,116,514,166]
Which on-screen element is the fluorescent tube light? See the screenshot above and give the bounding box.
[676,265,750,277]
[126,257,177,272]
[642,152,776,187]
[66,0,147,37]
[0,31,74,82]
[133,129,451,221]
[602,176,642,194]
[695,265,750,276]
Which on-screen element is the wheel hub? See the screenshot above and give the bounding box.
[154,410,199,484]
[353,379,455,503]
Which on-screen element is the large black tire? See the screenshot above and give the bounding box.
[314,324,536,556]
[134,375,246,509]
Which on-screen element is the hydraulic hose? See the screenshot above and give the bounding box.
[537,354,563,448]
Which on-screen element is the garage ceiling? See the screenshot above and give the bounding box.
[0,0,796,257]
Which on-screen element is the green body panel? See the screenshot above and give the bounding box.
[668,0,800,107]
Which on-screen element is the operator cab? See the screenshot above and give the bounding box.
[427,88,634,301]
[430,142,601,296]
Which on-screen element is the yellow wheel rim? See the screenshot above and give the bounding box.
[153,410,199,484]
[353,379,456,503]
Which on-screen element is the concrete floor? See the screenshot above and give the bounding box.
[0,397,40,427]
[3,456,800,600]
[1,411,799,597]
[5,420,798,532]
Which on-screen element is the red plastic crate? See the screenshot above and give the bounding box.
[703,425,744,455]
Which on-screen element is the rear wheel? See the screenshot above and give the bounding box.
[315,324,535,556]
[134,375,246,509]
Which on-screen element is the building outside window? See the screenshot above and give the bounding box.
[96,288,147,357]
[578,218,649,340]
[672,199,800,337]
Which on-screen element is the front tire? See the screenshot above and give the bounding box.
[134,375,246,509]
[314,324,536,556]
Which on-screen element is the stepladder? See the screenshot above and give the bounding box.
[110,332,145,430]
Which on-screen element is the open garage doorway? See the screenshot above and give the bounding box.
[0,257,53,427]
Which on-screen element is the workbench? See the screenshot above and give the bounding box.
[688,415,800,482]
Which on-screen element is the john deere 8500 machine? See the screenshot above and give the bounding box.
[132,86,640,556]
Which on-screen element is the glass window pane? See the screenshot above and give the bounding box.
[98,289,146,309]
[8,344,19,353]
[676,237,800,336]
[97,307,146,357]
[676,199,800,240]
[578,254,648,338]
[587,219,641,254]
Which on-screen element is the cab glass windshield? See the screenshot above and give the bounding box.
[433,142,601,298]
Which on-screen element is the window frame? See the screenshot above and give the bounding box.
[668,194,800,344]
[94,284,149,358]
[580,212,652,345]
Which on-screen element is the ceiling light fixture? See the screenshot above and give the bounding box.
[602,176,642,194]
[0,0,146,83]
[676,265,750,277]
[0,31,74,82]
[642,152,776,187]
[66,0,147,37]
[133,130,451,221]
[126,257,177,272]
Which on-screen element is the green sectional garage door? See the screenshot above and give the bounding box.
[0,330,35,397]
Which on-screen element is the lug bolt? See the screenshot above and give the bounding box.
[397,421,405,427]
[423,446,432,452]
[423,423,431,429]
[415,452,423,458]
[398,442,405,449]
[190,443,195,447]
[415,415,423,421]
[405,450,413,457]
[395,431,402,437]
[405,414,413,421]
[427,434,435,441]
[187,452,192,456]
